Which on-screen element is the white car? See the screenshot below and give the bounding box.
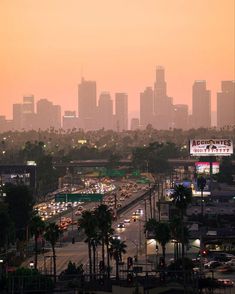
[123,219,131,223]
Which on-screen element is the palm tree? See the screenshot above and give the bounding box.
[44,222,60,282]
[145,219,171,266]
[109,238,127,280]
[91,233,101,276]
[30,215,45,270]
[170,185,192,258]
[170,216,190,260]
[105,227,114,278]
[94,205,113,272]
[79,211,97,279]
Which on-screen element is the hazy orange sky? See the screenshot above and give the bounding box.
[0,0,234,119]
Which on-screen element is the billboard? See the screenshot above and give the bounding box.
[195,162,220,175]
[190,139,233,156]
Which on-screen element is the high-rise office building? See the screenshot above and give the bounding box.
[22,95,34,114]
[140,87,154,128]
[97,92,113,130]
[115,93,128,131]
[153,66,173,129]
[62,111,80,130]
[22,95,36,130]
[192,81,211,128]
[37,99,61,130]
[217,81,235,128]
[130,118,140,130]
[173,104,188,130]
[13,103,22,130]
[78,78,97,130]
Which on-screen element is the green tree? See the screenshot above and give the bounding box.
[44,223,60,282]
[30,215,45,270]
[79,211,97,279]
[109,238,127,280]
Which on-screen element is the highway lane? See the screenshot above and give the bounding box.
[23,193,152,275]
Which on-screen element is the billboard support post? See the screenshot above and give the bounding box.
[209,156,213,191]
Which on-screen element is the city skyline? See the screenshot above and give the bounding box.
[0,0,234,119]
[0,74,234,131]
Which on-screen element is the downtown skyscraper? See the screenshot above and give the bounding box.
[153,66,173,129]
[97,92,114,130]
[115,93,128,131]
[140,87,154,129]
[78,78,97,130]
[217,81,235,128]
[192,80,211,128]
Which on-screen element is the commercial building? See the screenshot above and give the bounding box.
[115,93,128,131]
[153,66,173,129]
[140,87,154,128]
[192,80,211,128]
[78,78,97,130]
[97,92,114,130]
[217,80,235,128]
[173,104,188,130]
[62,111,80,130]
[37,99,61,130]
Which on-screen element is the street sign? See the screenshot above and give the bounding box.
[55,193,103,203]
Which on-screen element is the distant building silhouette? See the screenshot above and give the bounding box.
[130,118,140,130]
[62,111,80,130]
[37,99,61,130]
[217,80,235,128]
[22,95,36,130]
[115,93,128,131]
[78,78,97,130]
[192,80,211,128]
[97,92,114,130]
[153,66,173,129]
[173,104,188,130]
[13,103,22,130]
[140,87,154,129]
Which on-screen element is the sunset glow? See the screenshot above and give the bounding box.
[0,0,234,118]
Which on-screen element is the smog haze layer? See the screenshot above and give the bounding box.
[0,0,234,118]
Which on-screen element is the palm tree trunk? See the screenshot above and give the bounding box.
[88,240,92,279]
[106,242,110,279]
[52,245,56,283]
[34,235,38,270]
[92,242,96,277]
[102,238,105,268]
[115,257,119,280]
[162,245,166,266]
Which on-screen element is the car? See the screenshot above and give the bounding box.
[217,279,234,287]
[204,261,221,269]
[225,258,235,266]
[113,235,121,240]
[123,219,131,223]
[136,208,143,215]
[117,223,125,229]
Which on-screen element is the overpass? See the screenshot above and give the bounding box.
[53,158,203,168]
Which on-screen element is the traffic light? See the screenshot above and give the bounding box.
[200,249,208,256]
[127,257,133,269]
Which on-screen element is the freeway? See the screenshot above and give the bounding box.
[23,200,151,275]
